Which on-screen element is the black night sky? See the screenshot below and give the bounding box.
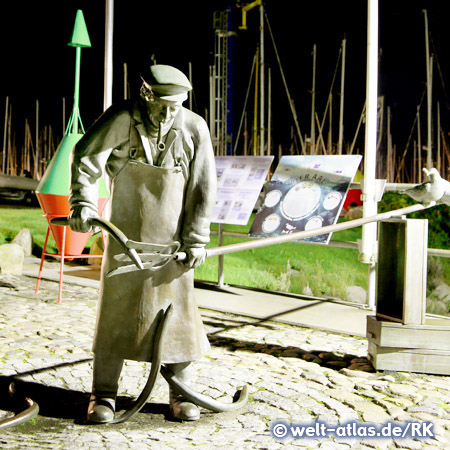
[1,0,449,159]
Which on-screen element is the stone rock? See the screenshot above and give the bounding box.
[302,285,314,296]
[347,362,375,372]
[432,282,450,302]
[302,353,322,364]
[346,285,367,304]
[279,348,304,358]
[339,367,374,379]
[389,383,419,397]
[0,274,20,289]
[318,352,343,362]
[12,228,34,256]
[0,244,24,275]
[325,360,348,369]
[345,206,363,220]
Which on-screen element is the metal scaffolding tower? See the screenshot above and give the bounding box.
[210,10,231,156]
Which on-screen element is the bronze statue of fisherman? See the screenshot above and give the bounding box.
[69,64,217,423]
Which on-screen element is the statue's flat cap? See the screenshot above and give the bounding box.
[142,64,192,101]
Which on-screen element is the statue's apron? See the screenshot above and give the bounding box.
[93,134,210,364]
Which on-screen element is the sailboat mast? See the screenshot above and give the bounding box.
[423,9,433,169]
[310,44,317,155]
[259,4,265,156]
[338,38,346,155]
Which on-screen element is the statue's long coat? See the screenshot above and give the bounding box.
[70,99,216,363]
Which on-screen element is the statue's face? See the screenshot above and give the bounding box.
[147,97,183,128]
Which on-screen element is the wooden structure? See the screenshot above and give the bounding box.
[368,218,450,375]
[376,219,428,325]
[367,315,450,375]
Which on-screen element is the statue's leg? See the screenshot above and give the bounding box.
[165,361,200,421]
[87,352,124,423]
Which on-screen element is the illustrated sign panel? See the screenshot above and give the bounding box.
[213,156,274,225]
[249,155,362,243]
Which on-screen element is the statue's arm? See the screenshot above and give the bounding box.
[69,103,130,231]
[180,118,216,267]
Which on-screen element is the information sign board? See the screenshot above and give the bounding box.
[249,155,362,243]
[212,156,274,225]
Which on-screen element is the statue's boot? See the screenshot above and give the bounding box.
[87,352,124,424]
[166,362,200,421]
[87,395,116,423]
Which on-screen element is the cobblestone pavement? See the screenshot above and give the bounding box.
[0,274,449,449]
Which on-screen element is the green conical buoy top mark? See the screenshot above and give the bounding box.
[36,9,109,199]
[68,10,91,48]
[67,10,91,135]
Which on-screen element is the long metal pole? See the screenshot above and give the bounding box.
[338,39,346,155]
[360,0,379,311]
[124,62,128,100]
[35,100,39,179]
[310,44,316,155]
[73,47,81,134]
[104,0,114,111]
[417,105,422,182]
[218,223,225,287]
[205,204,428,258]
[209,65,215,143]
[2,96,8,173]
[437,101,441,173]
[267,67,272,156]
[188,62,193,111]
[387,106,391,181]
[259,4,265,156]
[62,97,66,135]
[423,9,432,169]
[253,46,259,156]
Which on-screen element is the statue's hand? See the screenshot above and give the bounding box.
[179,246,206,269]
[69,206,98,233]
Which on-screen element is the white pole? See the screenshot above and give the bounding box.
[360,0,379,311]
[104,0,114,111]
[387,106,391,181]
[417,105,422,182]
[188,62,193,111]
[35,99,39,179]
[259,4,265,156]
[2,96,8,173]
[268,66,272,156]
[423,10,432,169]
[311,44,316,155]
[62,97,66,135]
[338,39,346,155]
[123,62,128,100]
[437,101,441,173]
